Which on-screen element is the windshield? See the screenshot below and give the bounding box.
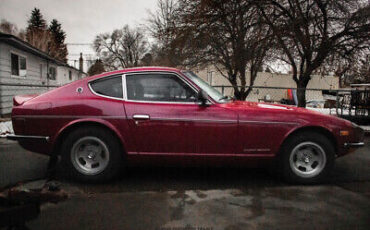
[182,71,230,103]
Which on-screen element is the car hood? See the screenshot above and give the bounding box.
[221,100,350,126]
[222,100,310,113]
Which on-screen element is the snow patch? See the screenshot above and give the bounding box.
[360,126,370,132]
[306,108,369,132]
[306,107,338,115]
[0,121,14,136]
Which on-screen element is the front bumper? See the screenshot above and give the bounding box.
[344,142,365,147]
[338,125,365,156]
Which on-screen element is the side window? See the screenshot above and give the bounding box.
[40,64,43,78]
[126,74,197,102]
[11,53,19,76]
[11,53,27,77]
[48,67,57,80]
[69,70,72,81]
[90,76,123,99]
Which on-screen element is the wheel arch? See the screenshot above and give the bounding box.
[278,126,338,156]
[52,119,127,156]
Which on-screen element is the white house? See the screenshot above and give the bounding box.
[0,32,87,115]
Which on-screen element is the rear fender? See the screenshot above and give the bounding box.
[52,118,127,153]
[13,94,39,106]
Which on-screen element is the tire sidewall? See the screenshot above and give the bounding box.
[61,127,122,182]
[280,132,335,184]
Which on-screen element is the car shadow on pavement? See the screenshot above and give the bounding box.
[55,166,284,194]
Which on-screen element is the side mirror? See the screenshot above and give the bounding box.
[197,89,209,106]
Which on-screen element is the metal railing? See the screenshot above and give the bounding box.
[213,85,369,122]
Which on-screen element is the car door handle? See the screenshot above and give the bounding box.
[133,114,150,120]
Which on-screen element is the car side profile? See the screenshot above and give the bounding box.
[8,67,365,184]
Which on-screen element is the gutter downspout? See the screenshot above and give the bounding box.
[46,60,49,90]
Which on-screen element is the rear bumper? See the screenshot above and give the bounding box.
[6,134,49,142]
[6,134,52,155]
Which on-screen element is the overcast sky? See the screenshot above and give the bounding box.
[0,0,158,67]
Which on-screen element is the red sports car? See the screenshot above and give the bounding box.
[8,67,364,183]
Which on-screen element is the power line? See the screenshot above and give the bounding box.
[68,53,95,56]
[68,59,95,62]
[66,43,93,46]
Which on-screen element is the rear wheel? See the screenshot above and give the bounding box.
[279,132,335,184]
[61,126,123,182]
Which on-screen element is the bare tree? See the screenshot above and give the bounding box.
[147,0,185,66]
[170,0,274,100]
[0,19,26,41]
[0,19,18,35]
[318,48,370,87]
[337,53,370,85]
[87,59,106,76]
[257,0,370,107]
[94,25,148,70]
[148,0,178,48]
[26,29,52,53]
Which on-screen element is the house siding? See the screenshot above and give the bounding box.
[0,42,85,115]
[0,43,47,114]
[57,66,82,85]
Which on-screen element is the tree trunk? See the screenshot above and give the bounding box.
[241,69,258,100]
[243,87,253,100]
[233,88,242,100]
[228,73,242,100]
[297,80,308,107]
[240,91,248,101]
[238,68,248,100]
[231,75,254,101]
[296,87,306,107]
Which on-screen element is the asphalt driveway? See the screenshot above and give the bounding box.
[0,137,369,230]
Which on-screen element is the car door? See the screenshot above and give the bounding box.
[189,104,238,154]
[122,72,238,155]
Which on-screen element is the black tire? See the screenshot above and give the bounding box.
[61,126,123,182]
[279,131,335,184]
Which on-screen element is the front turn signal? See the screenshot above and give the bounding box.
[340,130,349,136]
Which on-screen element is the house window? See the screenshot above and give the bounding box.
[40,64,43,78]
[69,70,72,81]
[48,67,57,80]
[11,53,27,77]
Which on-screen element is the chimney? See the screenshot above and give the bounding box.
[79,53,84,72]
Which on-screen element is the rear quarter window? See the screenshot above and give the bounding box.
[90,76,123,99]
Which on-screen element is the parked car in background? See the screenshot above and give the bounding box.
[7,67,365,184]
[306,100,326,108]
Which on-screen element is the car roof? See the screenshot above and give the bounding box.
[87,66,183,81]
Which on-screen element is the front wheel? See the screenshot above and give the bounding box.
[61,127,123,182]
[279,132,335,184]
